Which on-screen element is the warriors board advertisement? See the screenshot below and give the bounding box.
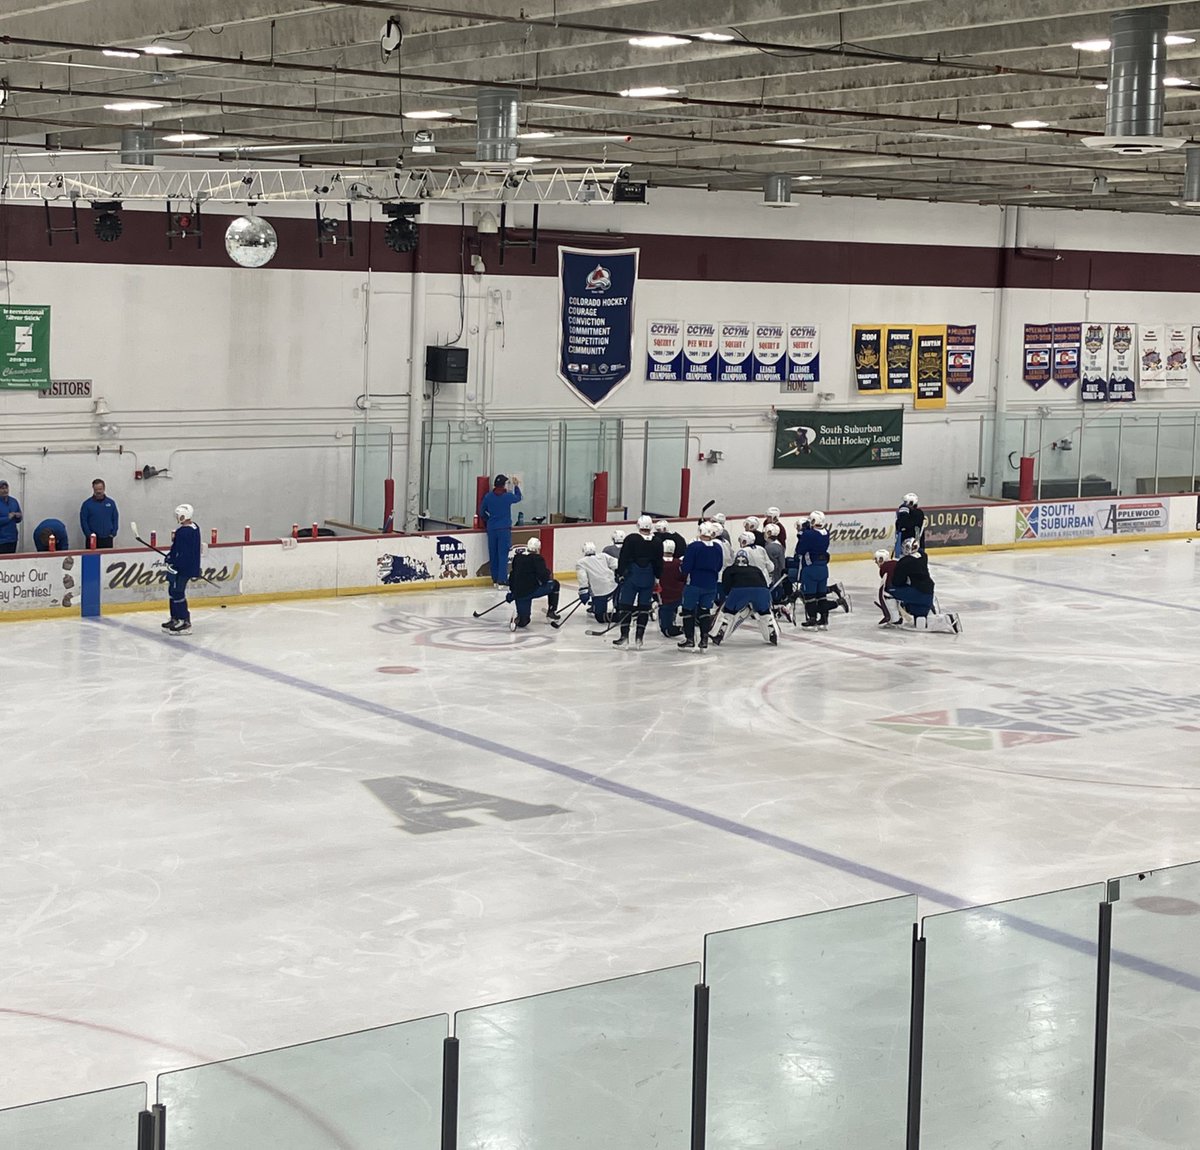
[773,408,903,470]
[1015,499,1168,543]
[558,246,638,407]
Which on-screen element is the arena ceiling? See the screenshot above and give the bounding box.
[3,0,1200,213]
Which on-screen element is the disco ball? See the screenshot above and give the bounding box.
[224,216,278,268]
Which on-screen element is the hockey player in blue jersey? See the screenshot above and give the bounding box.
[479,474,522,586]
[793,511,851,628]
[613,515,661,649]
[163,504,203,635]
[884,537,961,633]
[894,492,924,557]
[710,549,778,646]
[678,521,724,651]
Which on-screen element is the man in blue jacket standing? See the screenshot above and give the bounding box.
[163,503,202,635]
[479,473,521,587]
[0,479,22,553]
[80,478,119,548]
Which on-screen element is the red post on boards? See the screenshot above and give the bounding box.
[591,471,608,524]
[679,467,691,518]
[474,476,491,530]
[1018,456,1035,502]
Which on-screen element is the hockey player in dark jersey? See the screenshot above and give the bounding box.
[874,548,899,625]
[163,503,203,634]
[653,520,688,561]
[883,538,961,633]
[710,549,778,646]
[507,537,560,628]
[894,492,925,557]
[678,521,724,651]
[614,515,662,649]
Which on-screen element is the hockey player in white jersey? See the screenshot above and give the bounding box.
[576,542,618,623]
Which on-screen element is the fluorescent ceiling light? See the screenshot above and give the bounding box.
[1163,76,1191,86]
[775,137,808,145]
[162,132,212,142]
[140,41,186,56]
[793,175,816,181]
[517,130,557,139]
[1011,119,1050,129]
[628,35,689,48]
[1167,34,1196,45]
[102,48,140,59]
[403,110,454,119]
[104,100,165,111]
[977,123,994,130]
[619,86,679,97]
[1071,38,1111,51]
[515,156,545,163]
[1095,82,1109,90]
[697,31,735,41]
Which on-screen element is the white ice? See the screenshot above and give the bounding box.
[2,540,1200,1147]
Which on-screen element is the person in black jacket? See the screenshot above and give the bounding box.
[894,492,925,557]
[506,538,559,628]
[710,550,778,646]
[614,515,661,649]
[653,520,688,563]
[883,538,961,633]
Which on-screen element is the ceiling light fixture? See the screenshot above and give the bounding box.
[403,109,454,119]
[162,132,213,143]
[104,100,165,112]
[1095,82,1109,90]
[1163,76,1192,87]
[793,175,817,181]
[977,123,994,130]
[619,86,679,98]
[517,130,558,139]
[140,40,187,56]
[1071,38,1112,51]
[628,35,690,48]
[1011,119,1051,129]
[102,48,141,59]
[515,156,545,163]
[697,32,736,41]
[775,137,809,145]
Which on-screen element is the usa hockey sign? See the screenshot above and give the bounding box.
[558,246,639,407]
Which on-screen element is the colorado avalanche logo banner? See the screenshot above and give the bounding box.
[558,246,639,407]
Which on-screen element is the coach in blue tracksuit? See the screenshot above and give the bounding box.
[79,478,119,547]
[480,473,522,586]
[33,518,70,551]
[0,479,23,553]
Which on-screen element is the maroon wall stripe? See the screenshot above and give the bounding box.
[4,202,1199,293]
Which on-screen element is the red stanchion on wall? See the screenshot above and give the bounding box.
[244,526,251,543]
[592,471,609,524]
[88,534,96,550]
[382,477,396,533]
[210,528,218,546]
[291,523,299,539]
[539,526,555,573]
[474,475,491,530]
[311,523,319,539]
[1019,456,1035,502]
[679,467,692,518]
[150,531,157,548]
[48,535,57,552]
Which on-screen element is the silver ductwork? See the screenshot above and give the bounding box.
[763,173,793,206]
[119,129,155,166]
[1083,7,1184,155]
[475,89,519,163]
[1183,147,1200,205]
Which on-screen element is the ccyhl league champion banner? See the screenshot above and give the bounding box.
[646,319,820,389]
[558,247,638,407]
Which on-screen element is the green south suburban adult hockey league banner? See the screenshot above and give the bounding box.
[0,305,51,389]
[773,409,903,469]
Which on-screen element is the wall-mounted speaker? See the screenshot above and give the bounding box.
[425,345,468,383]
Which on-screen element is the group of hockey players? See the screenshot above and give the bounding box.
[487,489,960,647]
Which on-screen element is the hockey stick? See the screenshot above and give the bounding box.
[130,521,221,588]
[549,597,583,629]
[471,596,511,619]
[585,612,626,636]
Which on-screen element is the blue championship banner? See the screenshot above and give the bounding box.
[558,247,639,406]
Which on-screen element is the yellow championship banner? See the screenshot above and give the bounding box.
[912,324,948,409]
[884,326,915,393]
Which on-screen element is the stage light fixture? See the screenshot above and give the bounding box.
[92,201,124,242]
[383,203,421,253]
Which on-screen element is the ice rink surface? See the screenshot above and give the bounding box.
[3,540,1200,1132]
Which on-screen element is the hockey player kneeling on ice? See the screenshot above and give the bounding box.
[679,521,724,651]
[576,541,617,623]
[507,538,560,628]
[882,539,961,633]
[614,515,662,649]
[711,550,778,647]
[737,530,774,582]
[603,529,625,563]
[657,539,686,638]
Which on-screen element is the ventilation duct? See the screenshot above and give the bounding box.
[1083,7,1184,155]
[1183,147,1200,206]
[119,129,156,166]
[763,173,794,206]
[475,89,519,163]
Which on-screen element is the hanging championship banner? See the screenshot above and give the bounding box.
[784,324,819,393]
[773,408,903,469]
[717,322,753,382]
[913,326,947,410]
[751,323,786,385]
[946,325,977,392]
[1108,323,1137,401]
[1139,324,1167,389]
[558,247,638,407]
[683,322,718,382]
[645,319,683,382]
[1023,324,1053,390]
[0,304,51,390]
[853,326,882,391]
[884,327,915,393]
[1052,323,1081,388]
[1166,326,1190,388]
[1081,323,1108,402]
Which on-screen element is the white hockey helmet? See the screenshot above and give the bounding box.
[809,510,826,526]
[612,529,626,544]
[734,549,751,565]
[175,504,194,522]
[714,513,726,524]
[737,530,755,547]
[743,515,761,531]
[525,537,542,553]
[663,539,676,555]
[654,519,670,533]
[764,523,780,539]
[582,541,597,555]
[698,521,718,539]
[874,549,890,565]
[902,537,921,555]
[636,513,654,533]
[766,506,781,519]
[904,492,919,506]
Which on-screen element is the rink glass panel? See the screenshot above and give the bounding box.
[704,895,915,1150]
[1104,860,1200,1149]
[156,1014,447,1150]
[352,424,393,529]
[641,418,688,517]
[0,1082,146,1150]
[454,963,698,1150]
[920,884,1104,1150]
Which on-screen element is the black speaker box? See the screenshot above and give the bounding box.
[425,345,469,383]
